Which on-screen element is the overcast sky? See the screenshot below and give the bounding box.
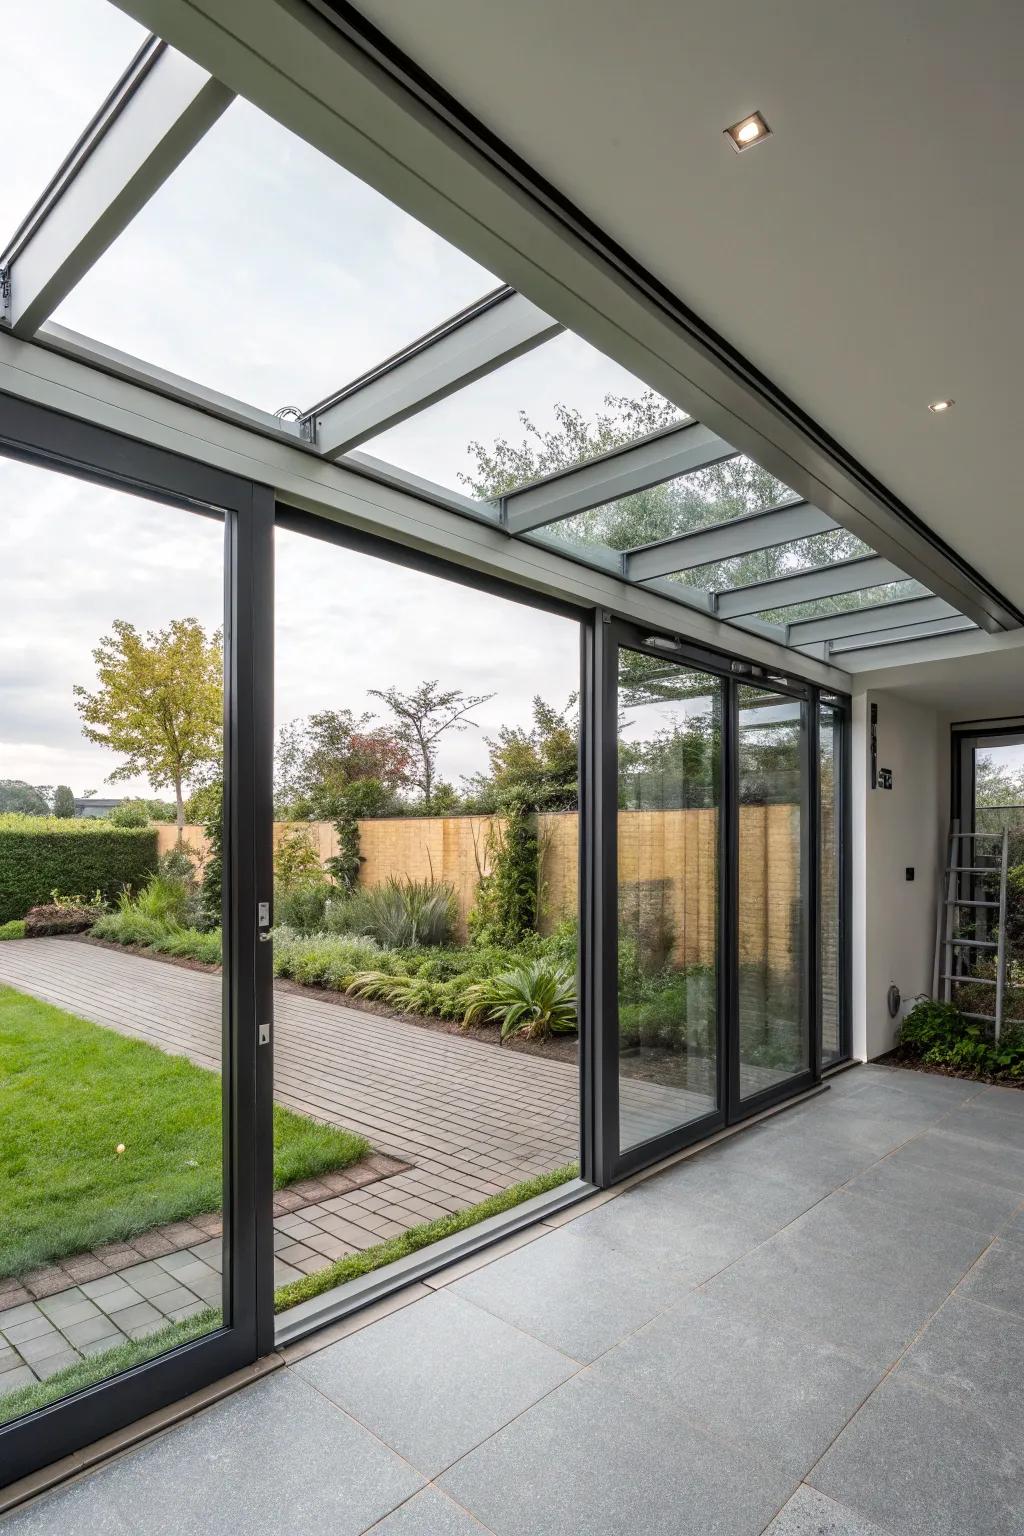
[0,0,655,803]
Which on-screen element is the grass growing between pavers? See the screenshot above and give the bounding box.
[0,1308,219,1428]
[0,984,369,1278]
[273,1162,580,1312]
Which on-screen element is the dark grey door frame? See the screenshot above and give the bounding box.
[0,392,275,1487]
[587,609,844,1187]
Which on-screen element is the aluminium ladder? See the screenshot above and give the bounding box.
[933,821,1011,1039]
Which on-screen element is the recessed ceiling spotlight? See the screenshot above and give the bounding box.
[725,111,771,152]
[928,399,955,413]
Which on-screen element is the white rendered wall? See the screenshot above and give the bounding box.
[851,689,947,1060]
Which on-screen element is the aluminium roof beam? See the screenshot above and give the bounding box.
[0,39,232,337]
[502,420,736,535]
[824,615,978,656]
[786,594,960,647]
[310,288,561,457]
[626,499,837,582]
[714,554,910,621]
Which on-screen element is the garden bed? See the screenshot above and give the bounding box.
[876,1047,1024,1089]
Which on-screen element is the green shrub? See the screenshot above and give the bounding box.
[461,956,576,1040]
[0,815,157,923]
[91,908,222,965]
[898,998,966,1057]
[108,799,151,828]
[898,996,1024,1080]
[0,920,25,940]
[338,877,457,949]
[469,790,538,946]
[274,825,324,891]
[275,881,332,935]
[270,927,381,989]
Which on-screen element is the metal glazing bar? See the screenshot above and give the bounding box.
[714,555,908,621]
[625,499,834,581]
[503,420,736,535]
[311,288,561,456]
[786,594,958,646]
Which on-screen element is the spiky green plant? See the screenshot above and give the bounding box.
[461,956,577,1041]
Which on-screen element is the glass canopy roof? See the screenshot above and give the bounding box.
[0,3,984,665]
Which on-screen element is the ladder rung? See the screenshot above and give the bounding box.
[942,975,996,986]
[951,866,1001,873]
[955,831,1007,839]
[948,938,998,948]
[946,899,1000,907]
[963,1012,997,1023]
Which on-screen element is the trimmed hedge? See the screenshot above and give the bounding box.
[0,815,158,923]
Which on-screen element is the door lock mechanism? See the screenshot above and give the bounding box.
[258,1023,271,1046]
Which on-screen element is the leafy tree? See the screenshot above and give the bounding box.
[274,825,324,891]
[274,710,410,819]
[466,694,579,812]
[0,780,51,815]
[368,682,494,813]
[73,618,223,834]
[52,784,75,819]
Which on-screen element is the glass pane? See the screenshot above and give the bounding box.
[363,333,683,495]
[678,529,871,594]
[539,454,793,558]
[819,703,843,1065]
[760,579,926,625]
[55,97,497,413]
[617,648,720,1153]
[270,526,580,1323]
[3,0,146,242]
[0,456,226,1427]
[737,686,808,1096]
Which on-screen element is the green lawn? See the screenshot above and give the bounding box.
[0,985,369,1277]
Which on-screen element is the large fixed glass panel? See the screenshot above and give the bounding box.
[737,686,809,1098]
[270,519,581,1325]
[3,0,146,241]
[0,456,227,1428]
[819,700,844,1065]
[55,97,497,412]
[616,648,720,1153]
[363,332,683,495]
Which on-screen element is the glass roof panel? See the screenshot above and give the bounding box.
[760,580,928,625]
[3,0,147,244]
[361,332,684,495]
[54,97,498,412]
[677,528,872,593]
[535,454,795,558]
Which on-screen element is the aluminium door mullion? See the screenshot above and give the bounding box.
[807,693,822,1082]
[723,675,741,1123]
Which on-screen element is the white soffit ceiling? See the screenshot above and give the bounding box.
[355,0,1024,607]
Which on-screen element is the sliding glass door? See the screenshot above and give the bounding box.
[592,618,834,1181]
[615,648,723,1155]
[0,396,273,1487]
[733,684,810,1111]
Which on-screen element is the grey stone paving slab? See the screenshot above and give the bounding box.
[450,1225,690,1362]
[295,1289,576,1477]
[958,1237,1024,1318]
[882,1126,1024,1194]
[899,1294,1024,1428]
[366,1487,489,1535]
[762,1484,895,1535]
[565,1179,775,1283]
[702,1226,956,1372]
[0,1477,134,1534]
[642,1148,830,1227]
[946,1100,1024,1151]
[439,1366,797,1536]
[97,1371,423,1536]
[844,1155,1023,1235]
[593,1290,877,1479]
[784,1188,989,1279]
[810,1372,1024,1536]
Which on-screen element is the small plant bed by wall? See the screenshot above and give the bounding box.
[884,997,1024,1088]
[0,985,371,1280]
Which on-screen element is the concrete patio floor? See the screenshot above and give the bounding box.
[3,1062,1024,1534]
